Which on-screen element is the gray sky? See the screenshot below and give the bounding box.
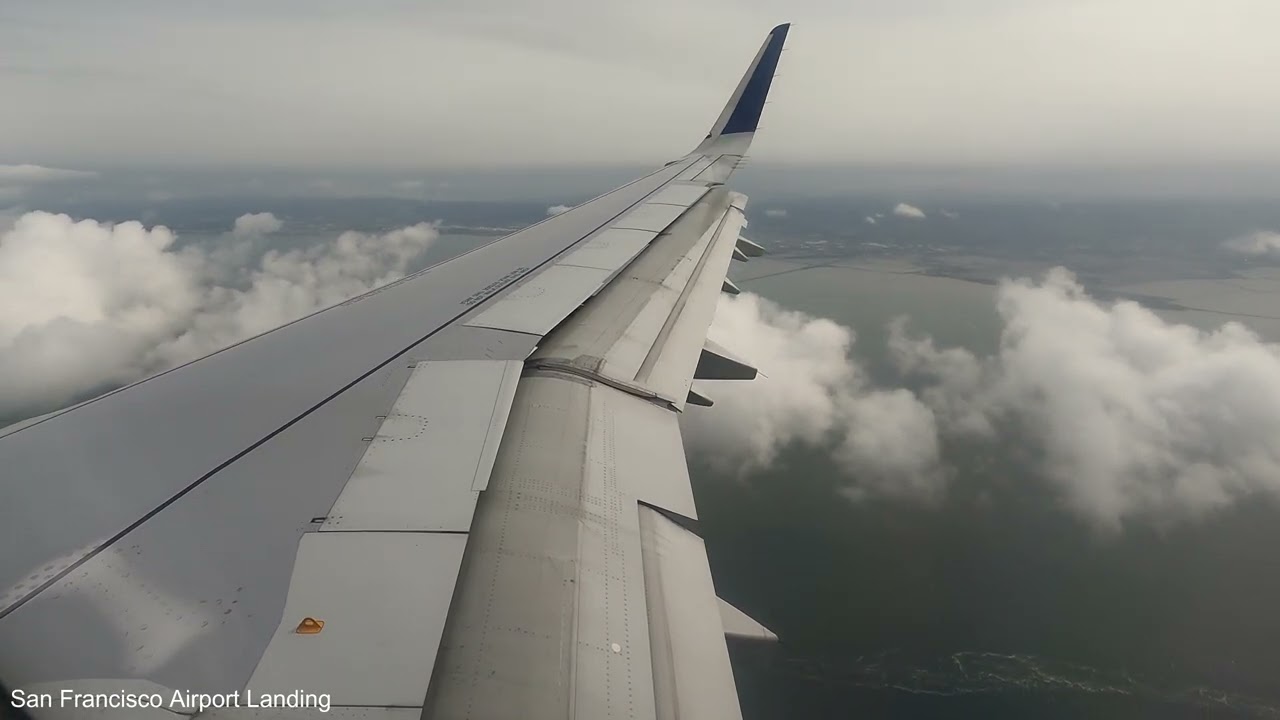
[4,0,1280,170]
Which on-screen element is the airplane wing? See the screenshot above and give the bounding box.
[0,23,790,720]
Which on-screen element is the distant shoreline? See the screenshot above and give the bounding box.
[739,253,1280,327]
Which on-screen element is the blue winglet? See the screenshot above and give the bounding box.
[720,24,790,135]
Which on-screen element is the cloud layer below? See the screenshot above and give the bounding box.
[687,271,1280,529]
[896,268,1280,528]
[5,208,1278,530]
[0,211,436,420]
[680,293,945,501]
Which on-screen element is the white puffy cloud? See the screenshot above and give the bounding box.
[892,268,1280,528]
[1224,231,1280,258]
[231,211,284,237]
[834,388,945,501]
[682,292,944,501]
[686,269,1280,527]
[0,213,199,416]
[161,222,437,363]
[0,211,436,420]
[893,203,926,219]
[0,207,24,234]
[887,317,996,438]
[865,216,878,225]
[546,204,572,216]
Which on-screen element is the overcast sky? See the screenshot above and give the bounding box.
[4,0,1280,170]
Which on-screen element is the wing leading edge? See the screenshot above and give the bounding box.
[0,23,791,720]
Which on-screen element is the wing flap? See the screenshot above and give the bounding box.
[639,506,744,720]
[422,376,714,717]
[647,183,712,207]
[463,264,614,336]
[319,359,521,532]
[592,386,698,520]
[558,228,658,271]
[613,201,692,232]
[246,532,467,707]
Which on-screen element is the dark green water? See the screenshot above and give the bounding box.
[693,260,1280,719]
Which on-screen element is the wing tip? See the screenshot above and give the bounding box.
[710,23,791,139]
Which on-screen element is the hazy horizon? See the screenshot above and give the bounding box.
[9,163,1280,216]
[6,1,1280,169]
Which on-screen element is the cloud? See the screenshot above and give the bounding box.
[833,388,946,501]
[0,211,436,420]
[0,207,24,234]
[681,292,944,501]
[891,268,1280,528]
[940,209,960,219]
[0,164,97,184]
[1224,231,1280,258]
[231,211,283,238]
[546,204,573,216]
[763,208,788,218]
[864,216,877,225]
[687,269,1280,528]
[893,203,926,219]
[887,318,996,438]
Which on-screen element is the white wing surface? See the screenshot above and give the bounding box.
[0,23,791,720]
